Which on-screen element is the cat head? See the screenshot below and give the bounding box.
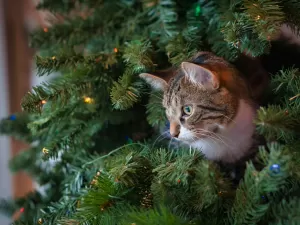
[140,52,251,142]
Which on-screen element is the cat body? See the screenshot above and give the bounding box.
[141,52,258,163]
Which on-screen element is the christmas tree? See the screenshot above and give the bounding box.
[1,0,300,224]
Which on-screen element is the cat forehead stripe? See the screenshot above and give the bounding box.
[167,72,184,105]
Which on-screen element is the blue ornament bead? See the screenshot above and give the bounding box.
[9,114,16,121]
[165,121,170,129]
[270,164,280,174]
[261,195,268,203]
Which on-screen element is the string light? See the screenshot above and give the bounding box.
[97,171,101,176]
[90,179,97,185]
[113,48,118,53]
[43,28,48,32]
[95,57,101,63]
[84,96,93,104]
[41,100,47,104]
[42,147,49,154]
[255,15,261,20]
[20,207,24,213]
[195,4,201,16]
[51,56,56,60]
[38,218,43,224]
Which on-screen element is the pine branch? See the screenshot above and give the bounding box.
[243,0,285,40]
[269,198,300,225]
[287,144,300,179]
[272,67,300,98]
[107,151,153,188]
[11,192,46,224]
[190,161,232,213]
[146,91,167,130]
[221,12,271,57]
[166,30,201,66]
[0,113,34,142]
[120,204,190,225]
[255,105,300,142]
[30,17,98,49]
[144,0,179,41]
[8,147,40,173]
[122,40,155,73]
[239,35,270,57]
[0,199,16,217]
[35,52,118,76]
[198,0,239,60]
[185,2,203,29]
[21,69,97,113]
[110,70,143,110]
[153,148,202,186]
[40,198,77,225]
[72,172,128,224]
[230,143,290,224]
[31,116,103,159]
[62,156,99,195]
[36,0,76,12]
[36,0,104,13]
[260,176,300,223]
[282,0,300,35]
[31,1,134,50]
[110,40,155,110]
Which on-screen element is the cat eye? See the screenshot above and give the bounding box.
[183,105,193,116]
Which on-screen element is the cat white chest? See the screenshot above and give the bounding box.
[180,100,256,163]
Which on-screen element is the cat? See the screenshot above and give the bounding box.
[140,25,300,164]
[140,52,260,164]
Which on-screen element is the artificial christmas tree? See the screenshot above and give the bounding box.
[1,0,300,224]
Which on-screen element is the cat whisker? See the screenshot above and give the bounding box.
[213,132,235,146]
[192,129,233,149]
[193,128,229,142]
[197,129,232,145]
[203,129,236,146]
[219,113,237,125]
[168,137,174,150]
[194,131,224,147]
[191,132,228,157]
[191,134,215,150]
[152,131,169,147]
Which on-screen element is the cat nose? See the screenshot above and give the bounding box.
[170,122,180,138]
[170,131,180,138]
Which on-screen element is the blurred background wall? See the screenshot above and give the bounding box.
[0,1,54,223]
[0,1,12,224]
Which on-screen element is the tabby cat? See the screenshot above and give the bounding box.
[140,52,261,163]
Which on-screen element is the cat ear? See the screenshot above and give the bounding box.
[139,73,168,91]
[181,62,219,89]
